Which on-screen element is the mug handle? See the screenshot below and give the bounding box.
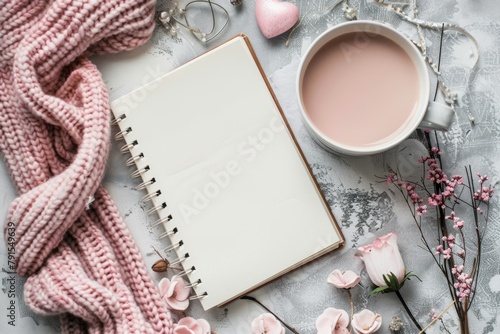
[418,101,455,131]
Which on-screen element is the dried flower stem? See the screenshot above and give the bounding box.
[423,133,464,321]
[240,296,300,334]
[393,183,454,288]
[346,289,354,325]
[384,136,490,334]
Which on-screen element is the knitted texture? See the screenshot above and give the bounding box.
[0,1,174,333]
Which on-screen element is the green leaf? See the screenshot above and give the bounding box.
[389,272,400,289]
[404,272,422,282]
[369,286,391,296]
[371,272,422,297]
[400,272,422,289]
[383,274,392,287]
[382,272,401,291]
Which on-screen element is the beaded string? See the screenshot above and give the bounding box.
[297,0,479,124]
[373,0,479,124]
[158,0,229,43]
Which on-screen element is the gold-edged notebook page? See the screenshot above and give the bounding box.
[111,35,344,310]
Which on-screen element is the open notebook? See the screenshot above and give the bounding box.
[111,35,344,310]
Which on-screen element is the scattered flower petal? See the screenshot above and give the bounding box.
[315,307,349,334]
[352,309,382,334]
[327,269,361,289]
[174,317,211,334]
[159,275,191,310]
[251,313,284,334]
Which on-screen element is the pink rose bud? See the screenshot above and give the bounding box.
[251,313,284,334]
[174,317,211,334]
[315,307,350,334]
[357,233,406,287]
[327,269,361,289]
[352,309,382,334]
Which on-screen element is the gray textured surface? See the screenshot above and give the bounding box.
[1,0,500,333]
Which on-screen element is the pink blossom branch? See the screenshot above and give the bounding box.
[465,166,484,312]
[423,132,464,319]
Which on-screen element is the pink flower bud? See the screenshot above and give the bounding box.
[357,233,406,287]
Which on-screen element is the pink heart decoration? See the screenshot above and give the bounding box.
[255,0,299,39]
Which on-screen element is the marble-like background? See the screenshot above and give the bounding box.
[1,0,499,333]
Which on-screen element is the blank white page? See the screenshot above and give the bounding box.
[111,35,343,310]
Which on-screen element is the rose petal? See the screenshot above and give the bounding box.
[197,319,211,334]
[186,322,202,334]
[251,313,284,334]
[158,278,171,297]
[173,325,195,334]
[328,270,361,289]
[316,308,349,334]
[342,270,361,288]
[335,309,349,329]
[167,297,190,311]
[364,246,394,286]
[385,234,405,282]
[167,280,179,298]
[175,317,210,334]
[358,233,405,287]
[327,269,346,288]
[316,312,341,334]
[178,317,198,328]
[251,317,265,334]
[172,276,191,300]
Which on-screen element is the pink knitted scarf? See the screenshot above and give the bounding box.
[1,1,174,333]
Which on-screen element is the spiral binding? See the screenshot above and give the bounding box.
[177,266,196,276]
[111,113,126,125]
[169,253,190,266]
[152,214,172,227]
[113,113,207,301]
[189,292,208,300]
[131,166,149,178]
[157,227,178,240]
[121,140,138,152]
[115,127,132,140]
[163,240,183,252]
[142,190,161,203]
[186,278,202,288]
[126,153,144,166]
[136,178,156,191]
[147,202,167,215]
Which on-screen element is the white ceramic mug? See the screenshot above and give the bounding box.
[296,21,454,156]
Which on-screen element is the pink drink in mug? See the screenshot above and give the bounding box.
[297,21,454,156]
